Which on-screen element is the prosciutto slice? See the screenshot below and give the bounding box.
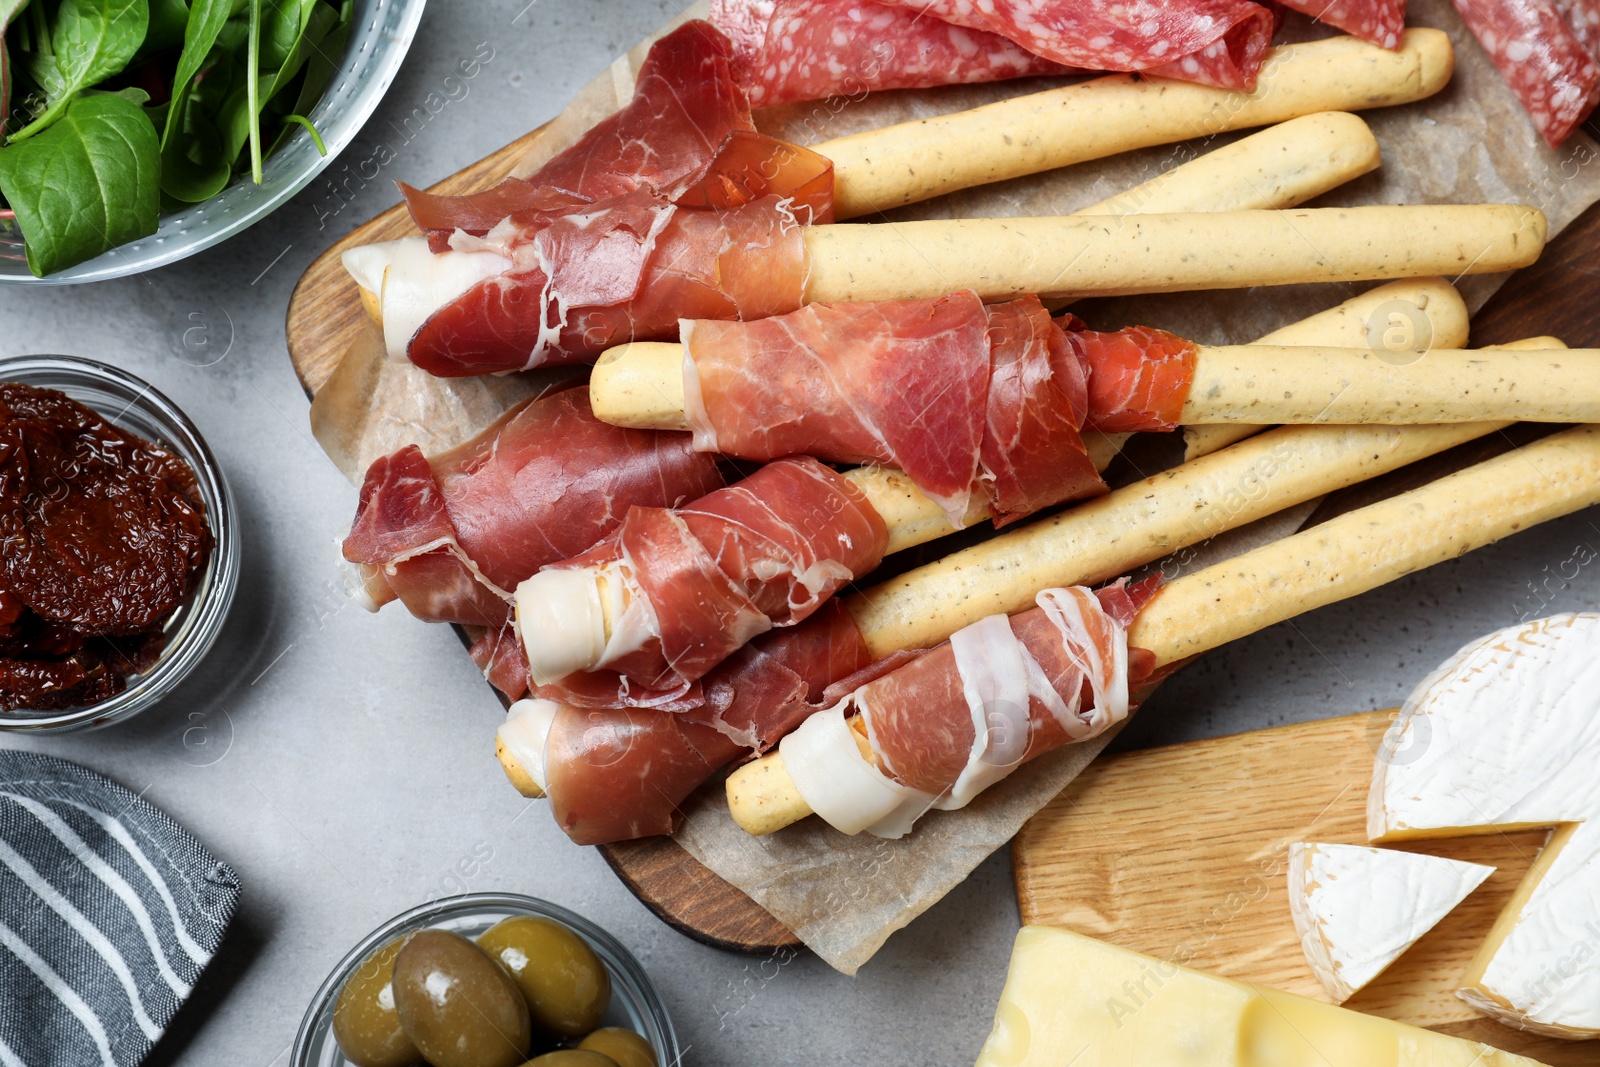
[523,599,874,843]
[341,389,723,627]
[709,0,1072,107]
[881,0,1278,90]
[401,20,757,242]
[1451,0,1600,146]
[541,457,889,702]
[683,295,1205,519]
[408,191,812,377]
[783,579,1159,838]
[1068,317,1201,434]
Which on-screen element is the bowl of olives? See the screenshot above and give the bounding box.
[292,893,679,1067]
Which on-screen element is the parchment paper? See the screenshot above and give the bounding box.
[310,0,1600,972]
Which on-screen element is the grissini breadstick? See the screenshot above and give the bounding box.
[823,30,1448,218]
[731,421,1600,836]
[594,337,1586,436]
[530,283,1459,687]
[1183,333,1564,460]
[801,204,1544,305]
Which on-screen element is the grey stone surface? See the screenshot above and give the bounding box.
[1,2,1596,1064]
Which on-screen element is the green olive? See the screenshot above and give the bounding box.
[478,917,611,1037]
[331,937,423,1067]
[521,1053,619,1067]
[577,1028,655,1067]
[391,929,531,1067]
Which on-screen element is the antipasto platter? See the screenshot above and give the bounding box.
[279,0,1600,1059]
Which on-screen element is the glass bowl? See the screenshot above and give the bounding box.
[293,893,682,1066]
[0,355,239,732]
[0,0,428,284]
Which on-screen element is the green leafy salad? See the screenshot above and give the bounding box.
[0,0,353,276]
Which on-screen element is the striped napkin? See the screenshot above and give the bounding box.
[0,751,241,1067]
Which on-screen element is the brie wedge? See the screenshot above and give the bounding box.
[974,926,1547,1066]
[1288,842,1493,1003]
[1370,613,1600,1039]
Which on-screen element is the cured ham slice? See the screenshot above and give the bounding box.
[709,0,1072,108]
[982,299,1102,525]
[505,600,874,843]
[541,700,744,845]
[682,294,1202,518]
[401,20,757,242]
[882,0,1278,90]
[1451,0,1600,146]
[1068,318,1202,434]
[685,292,993,517]
[341,389,723,628]
[1279,0,1406,49]
[782,579,1159,838]
[407,191,812,376]
[531,457,889,703]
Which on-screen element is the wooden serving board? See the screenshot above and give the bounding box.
[1013,711,1595,1064]
[284,27,1600,953]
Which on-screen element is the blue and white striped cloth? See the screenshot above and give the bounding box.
[0,751,240,1067]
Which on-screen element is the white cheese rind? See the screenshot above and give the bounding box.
[1288,842,1493,1003]
[1370,612,1600,1037]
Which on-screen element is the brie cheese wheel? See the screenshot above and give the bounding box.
[975,926,1547,1067]
[1288,842,1493,1003]
[1370,613,1600,1039]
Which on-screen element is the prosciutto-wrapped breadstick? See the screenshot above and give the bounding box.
[593,302,1586,497]
[346,19,1446,375]
[730,422,1600,838]
[340,389,722,689]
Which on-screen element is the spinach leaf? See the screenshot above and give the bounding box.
[139,0,189,58]
[160,0,230,147]
[0,91,160,275]
[0,0,32,134]
[160,77,227,200]
[11,0,149,140]
[218,0,333,174]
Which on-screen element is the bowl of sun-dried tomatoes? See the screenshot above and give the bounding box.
[0,355,238,731]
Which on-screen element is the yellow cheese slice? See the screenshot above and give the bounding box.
[974,926,1547,1067]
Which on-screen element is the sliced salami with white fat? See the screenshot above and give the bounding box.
[1452,0,1600,146]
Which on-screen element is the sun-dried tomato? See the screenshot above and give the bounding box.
[0,384,211,712]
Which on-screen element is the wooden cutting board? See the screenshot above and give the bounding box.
[1013,711,1596,1064]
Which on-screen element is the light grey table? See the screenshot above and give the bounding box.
[3,3,1598,1064]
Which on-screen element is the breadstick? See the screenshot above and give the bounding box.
[592,337,1584,434]
[732,422,1600,835]
[801,205,1544,305]
[1179,344,1599,424]
[823,30,1449,218]
[1182,278,1470,460]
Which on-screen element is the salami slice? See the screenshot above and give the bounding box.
[1452,0,1600,146]
[879,0,1278,89]
[710,0,1073,107]
[1279,0,1406,49]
